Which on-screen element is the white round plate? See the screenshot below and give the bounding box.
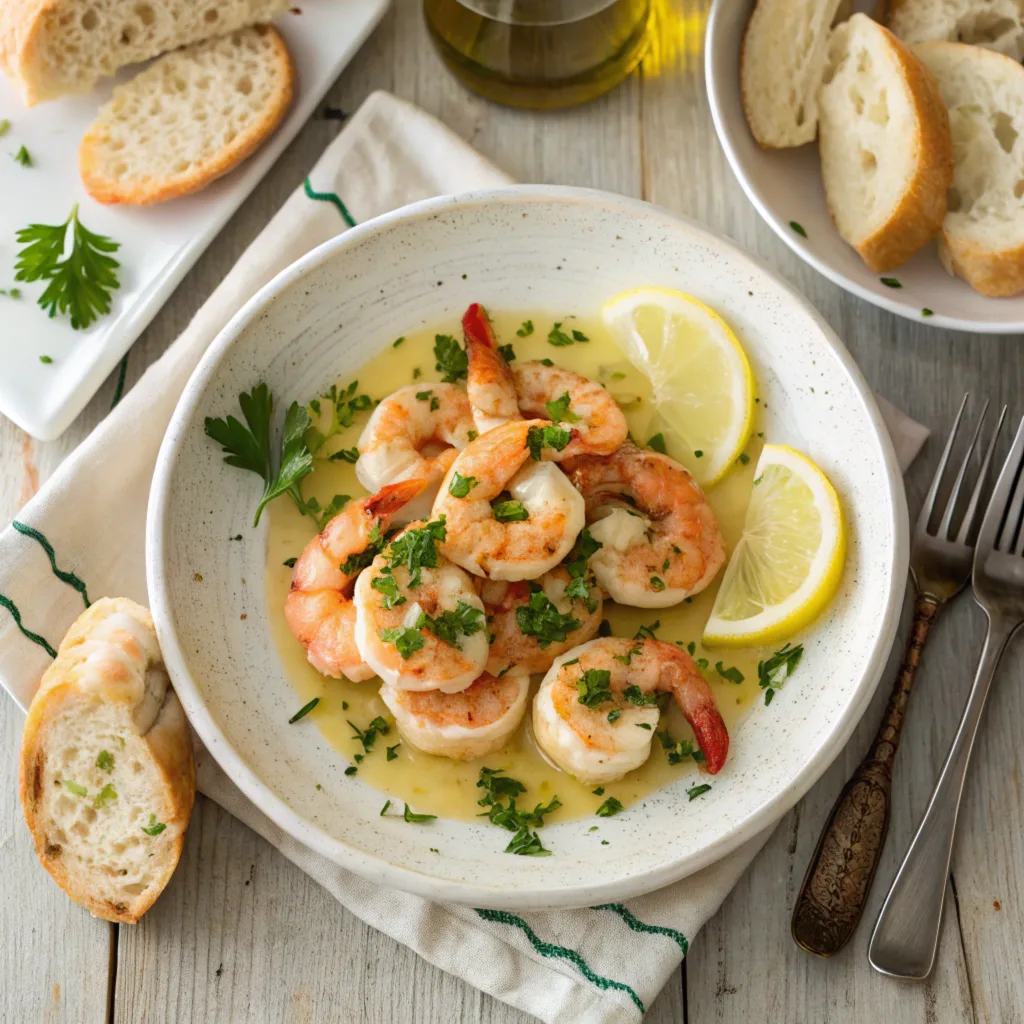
[147,186,908,910]
[705,0,1024,334]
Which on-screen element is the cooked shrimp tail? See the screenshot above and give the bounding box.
[365,477,430,520]
[463,302,520,432]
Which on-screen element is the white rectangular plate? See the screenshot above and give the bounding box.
[0,0,389,440]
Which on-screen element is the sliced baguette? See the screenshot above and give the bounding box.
[740,0,849,148]
[79,25,293,205]
[889,0,1024,59]
[19,597,195,924]
[817,13,953,272]
[916,40,1024,295]
[0,0,291,106]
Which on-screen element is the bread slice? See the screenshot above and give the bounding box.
[817,14,953,272]
[19,597,195,924]
[0,0,291,106]
[915,41,1024,295]
[79,25,293,205]
[740,0,849,148]
[889,0,1024,59]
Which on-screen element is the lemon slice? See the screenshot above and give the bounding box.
[602,287,755,486]
[703,444,846,647]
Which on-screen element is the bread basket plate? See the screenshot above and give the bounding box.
[704,0,1024,334]
[147,185,909,910]
[0,0,389,442]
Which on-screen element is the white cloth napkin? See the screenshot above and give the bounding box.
[0,91,928,1023]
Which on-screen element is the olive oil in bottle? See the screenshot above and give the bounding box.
[424,0,652,110]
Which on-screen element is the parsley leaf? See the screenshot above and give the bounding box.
[505,826,552,856]
[63,781,87,797]
[623,684,657,706]
[13,144,31,166]
[385,517,446,587]
[545,391,581,424]
[288,697,320,723]
[348,716,390,754]
[449,471,478,498]
[96,750,115,773]
[305,379,373,458]
[493,499,529,522]
[650,576,666,592]
[758,642,803,705]
[403,804,437,822]
[515,590,581,648]
[546,319,587,348]
[498,343,516,363]
[656,730,705,765]
[141,814,166,836]
[516,319,534,337]
[596,796,624,817]
[370,572,406,609]
[379,626,425,660]
[607,709,622,723]
[576,668,613,708]
[93,783,118,810]
[417,600,485,649]
[526,424,572,461]
[634,620,660,641]
[687,783,712,801]
[477,767,527,806]
[15,203,121,330]
[563,528,601,612]
[434,333,468,382]
[387,743,401,761]
[647,433,667,454]
[715,661,745,684]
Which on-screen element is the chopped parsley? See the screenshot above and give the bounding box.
[0,287,21,298]
[387,743,401,761]
[476,768,558,856]
[384,516,446,587]
[39,354,52,364]
[576,668,613,708]
[498,343,516,362]
[880,277,902,288]
[516,319,534,337]
[392,335,405,347]
[758,642,803,706]
[370,572,406,609]
[738,452,750,465]
[656,730,705,765]
[416,389,440,411]
[449,471,478,498]
[687,783,712,801]
[634,620,660,641]
[141,814,166,836]
[348,716,390,753]
[283,557,297,568]
[694,450,704,458]
[515,590,581,647]
[647,433,667,454]
[288,697,320,723]
[613,645,641,666]
[417,600,485,649]
[545,391,581,424]
[62,780,87,797]
[623,684,658,706]
[434,333,468,382]
[650,576,666,592]
[96,750,114,773]
[340,545,378,577]
[607,709,622,723]
[922,308,934,317]
[380,800,391,816]
[592,787,605,796]
[327,448,359,464]
[547,320,576,346]
[477,767,527,805]
[0,120,8,137]
[789,220,807,237]
[13,144,31,166]
[564,528,601,611]
[505,827,551,856]
[526,423,572,461]
[345,766,358,776]
[598,619,612,637]
[715,661,745,684]
[403,805,437,823]
[492,499,529,522]
[538,358,554,367]
[379,626,425,659]
[596,796,624,817]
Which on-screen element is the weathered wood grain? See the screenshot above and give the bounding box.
[2,0,1022,1020]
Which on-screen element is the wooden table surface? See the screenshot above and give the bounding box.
[2,2,1021,1021]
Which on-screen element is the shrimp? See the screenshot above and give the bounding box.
[284,478,425,680]
[432,418,586,581]
[565,443,725,608]
[353,519,489,692]
[533,637,729,784]
[482,568,604,676]
[357,383,476,524]
[380,668,530,760]
[463,302,627,457]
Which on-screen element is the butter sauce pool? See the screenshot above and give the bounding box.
[265,310,769,824]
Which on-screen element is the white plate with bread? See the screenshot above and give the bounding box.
[706,0,1024,333]
[0,0,389,441]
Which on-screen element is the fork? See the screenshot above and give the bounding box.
[869,410,1024,980]
[791,395,1005,958]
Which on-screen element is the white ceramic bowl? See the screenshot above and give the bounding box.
[705,0,1024,334]
[147,186,908,910]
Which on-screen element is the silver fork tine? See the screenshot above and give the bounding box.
[997,419,1024,553]
[938,399,989,539]
[977,413,1024,556]
[917,392,969,536]
[955,405,1007,544]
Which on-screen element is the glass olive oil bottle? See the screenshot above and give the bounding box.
[424,0,652,109]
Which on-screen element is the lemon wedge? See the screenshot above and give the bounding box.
[601,287,755,486]
[703,444,846,647]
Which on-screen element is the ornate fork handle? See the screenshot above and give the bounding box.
[790,594,940,957]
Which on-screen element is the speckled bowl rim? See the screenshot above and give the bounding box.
[148,185,909,909]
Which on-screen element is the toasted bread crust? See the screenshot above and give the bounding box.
[19,597,195,924]
[823,23,953,272]
[79,25,293,206]
[939,229,1024,296]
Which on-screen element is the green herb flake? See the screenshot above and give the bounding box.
[13,144,31,166]
[738,452,750,465]
[288,697,320,723]
[449,471,478,498]
[563,528,601,611]
[538,358,554,367]
[592,787,605,796]
[647,433,667,454]
[526,424,572,461]
[492,499,529,522]
[576,668,613,708]
[89,782,117,809]
[922,308,934,317]
[880,277,902,288]
[656,730,699,765]
[545,391,581,424]
[392,335,406,347]
[417,600,485,650]
[634,620,660,641]
[434,333,468,383]
[283,557,297,568]
[384,516,446,587]
[387,743,401,761]
[328,447,359,464]
[596,796,624,817]
[379,625,424,659]
[96,750,115,773]
[380,800,391,816]
[348,716,390,754]
[547,320,576,347]
[516,590,581,648]
[404,804,438,823]
[687,783,712,801]
[758,642,803,705]
[650,576,666,592]
[598,619,612,637]
[516,319,534,337]
[344,766,358,776]
[505,826,552,856]
[141,814,167,836]
[63,780,87,797]
[715,661,745,684]
[498,343,517,363]
[0,120,9,137]
[0,287,21,299]
[789,220,807,237]
[15,203,121,330]
[694,450,704,458]
[607,709,622,723]
[39,354,53,364]
[624,684,658,707]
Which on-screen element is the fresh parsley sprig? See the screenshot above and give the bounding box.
[758,642,803,705]
[15,203,121,330]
